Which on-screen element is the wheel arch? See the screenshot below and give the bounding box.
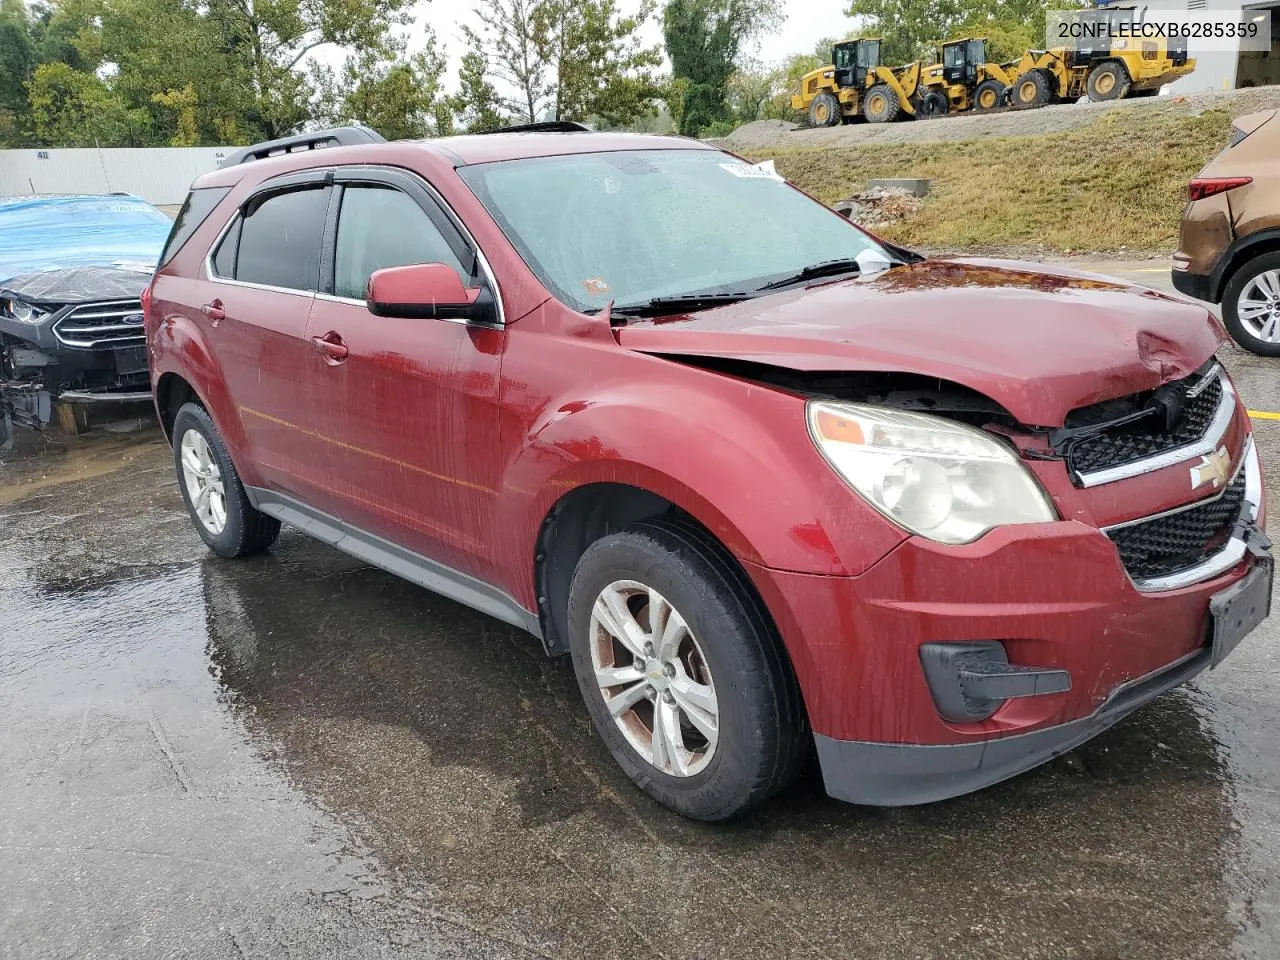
[1212,229,1280,302]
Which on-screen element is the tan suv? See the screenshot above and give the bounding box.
[1174,109,1280,355]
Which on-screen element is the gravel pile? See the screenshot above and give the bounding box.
[720,84,1280,151]
[833,188,923,231]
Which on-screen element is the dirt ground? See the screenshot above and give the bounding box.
[720,84,1280,151]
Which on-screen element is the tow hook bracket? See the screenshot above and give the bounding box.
[920,641,1072,723]
[1234,512,1272,559]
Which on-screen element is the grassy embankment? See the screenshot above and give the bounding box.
[746,107,1234,255]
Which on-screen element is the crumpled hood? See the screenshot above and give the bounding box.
[1,266,150,306]
[616,258,1225,426]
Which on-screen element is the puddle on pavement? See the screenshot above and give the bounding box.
[0,427,164,506]
[0,428,1270,959]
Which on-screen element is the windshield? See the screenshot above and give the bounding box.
[457,149,890,312]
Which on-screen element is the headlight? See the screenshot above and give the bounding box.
[3,297,49,324]
[807,401,1057,544]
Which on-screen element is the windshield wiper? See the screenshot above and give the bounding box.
[756,259,863,291]
[608,291,758,320]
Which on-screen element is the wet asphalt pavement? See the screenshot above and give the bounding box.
[5,264,1280,959]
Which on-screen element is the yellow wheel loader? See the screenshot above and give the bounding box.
[915,38,1017,117]
[791,39,924,125]
[1009,7,1195,108]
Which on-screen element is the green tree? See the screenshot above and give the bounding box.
[470,0,662,126]
[28,61,150,145]
[534,0,663,125]
[201,0,418,138]
[0,0,37,145]
[662,0,781,136]
[454,30,508,132]
[323,35,451,140]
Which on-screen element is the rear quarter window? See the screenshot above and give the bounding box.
[160,187,231,267]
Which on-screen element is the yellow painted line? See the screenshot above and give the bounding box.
[1248,409,1280,421]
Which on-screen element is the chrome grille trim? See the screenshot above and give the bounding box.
[52,299,146,348]
[1076,368,1235,488]
[1102,435,1261,592]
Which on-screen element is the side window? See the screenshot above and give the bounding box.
[211,217,240,278]
[333,185,467,301]
[235,187,328,291]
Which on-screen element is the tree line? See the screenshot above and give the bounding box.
[0,0,1066,149]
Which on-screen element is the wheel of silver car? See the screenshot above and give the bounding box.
[588,579,719,777]
[180,429,227,535]
[566,517,808,820]
[171,402,281,558]
[1223,252,1280,357]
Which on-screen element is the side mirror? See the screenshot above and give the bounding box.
[366,263,497,323]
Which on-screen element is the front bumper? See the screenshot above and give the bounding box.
[815,645,1210,805]
[744,467,1268,805]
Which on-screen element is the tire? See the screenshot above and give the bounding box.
[863,84,900,123]
[919,90,948,118]
[1012,70,1053,108]
[807,91,841,127]
[1087,61,1130,101]
[566,517,808,820]
[172,402,281,558]
[1222,251,1280,357]
[973,79,1006,113]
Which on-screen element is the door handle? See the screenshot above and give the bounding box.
[311,331,349,364]
[201,300,225,325]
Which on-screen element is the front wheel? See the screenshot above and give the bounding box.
[567,518,808,820]
[973,79,1007,113]
[1087,61,1130,101]
[863,84,900,123]
[1223,252,1280,356]
[172,402,281,558]
[1012,70,1053,108]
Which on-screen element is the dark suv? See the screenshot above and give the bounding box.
[148,126,1270,820]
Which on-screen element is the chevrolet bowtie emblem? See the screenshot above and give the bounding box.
[1190,446,1231,491]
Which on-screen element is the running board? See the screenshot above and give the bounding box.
[245,487,542,639]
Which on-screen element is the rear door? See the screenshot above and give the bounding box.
[302,167,506,580]
[202,172,330,504]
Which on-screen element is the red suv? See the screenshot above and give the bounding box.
[147,124,1271,820]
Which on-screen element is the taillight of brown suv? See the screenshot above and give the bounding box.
[1173,108,1280,355]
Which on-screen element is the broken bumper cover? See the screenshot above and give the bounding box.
[814,646,1210,806]
[743,510,1269,807]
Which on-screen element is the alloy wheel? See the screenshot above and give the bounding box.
[588,579,719,777]
[180,429,227,535]
[1237,270,1280,343]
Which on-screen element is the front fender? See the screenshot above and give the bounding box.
[495,377,908,605]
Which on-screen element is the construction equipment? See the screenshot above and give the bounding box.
[1010,6,1195,108]
[791,39,925,125]
[915,38,1016,116]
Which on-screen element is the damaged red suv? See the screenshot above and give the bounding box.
[147,124,1271,820]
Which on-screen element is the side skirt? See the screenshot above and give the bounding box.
[245,486,542,639]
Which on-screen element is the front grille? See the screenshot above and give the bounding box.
[52,299,145,348]
[1066,370,1223,477]
[1108,463,1247,581]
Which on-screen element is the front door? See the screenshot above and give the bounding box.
[303,169,505,581]
[201,175,330,504]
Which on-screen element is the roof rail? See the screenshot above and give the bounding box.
[481,120,592,135]
[218,127,387,167]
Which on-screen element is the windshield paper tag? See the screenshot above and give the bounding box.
[720,160,784,181]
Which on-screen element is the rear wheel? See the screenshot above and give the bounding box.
[1087,61,1130,101]
[567,518,808,820]
[1223,252,1280,357]
[807,91,841,127]
[863,84,900,123]
[973,79,1006,112]
[172,402,280,558]
[1012,70,1053,108]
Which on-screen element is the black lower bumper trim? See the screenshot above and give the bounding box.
[815,647,1211,806]
[1172,268,1213,303]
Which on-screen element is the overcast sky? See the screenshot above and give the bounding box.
[321,0,859,88]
